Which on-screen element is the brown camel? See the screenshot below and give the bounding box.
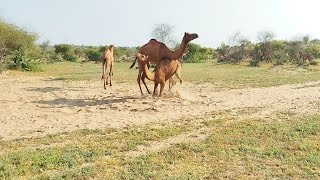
[136,53,182,97]
[100,45,114,89]
[130,32,198,95]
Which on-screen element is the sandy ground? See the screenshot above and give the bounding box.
[1,74,320,140]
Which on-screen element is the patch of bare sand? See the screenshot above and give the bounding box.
[1,75,320,140]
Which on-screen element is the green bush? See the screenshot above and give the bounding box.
[307,44,320,59]
[9,49,41,71]
[183,43,214,63]
[249,58,260,67]
[273,50,289,66]
[0,20,38,64]
[86,49,100,61]
[185,52,203,63]
[54,44,78,62]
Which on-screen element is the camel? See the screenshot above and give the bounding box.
[168,48,188,90]
[136,53,182,97]
[130,32,198,95]
[100,45,115,89]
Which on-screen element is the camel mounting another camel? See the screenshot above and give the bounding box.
[100,45,115,89]
[136,52,182,97]
[130,32,198,95]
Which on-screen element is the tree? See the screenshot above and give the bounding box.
[85,47,100,61]
[0,19,38,62]
[228,31,246,46]
[257,31,275,43]
[54,44,77,62]
[39,40,50,52]
[256,31,275,62]
[307,44,320,59]
[217,32,251,63]
[217,43,231,62]
[151,23,175,47]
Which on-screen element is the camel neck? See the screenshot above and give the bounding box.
[109,49,114,56]
[142,62,154,81]
[170,40,187,60]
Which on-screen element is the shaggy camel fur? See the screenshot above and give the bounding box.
[130,32,198,95]
[100,45,114,89]
[136,53,182,97]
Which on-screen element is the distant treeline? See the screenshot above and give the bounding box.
[1,19,320,72]
[216,32,320,66]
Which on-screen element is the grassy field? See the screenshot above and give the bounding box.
[11,59,320,89]
[0,114,319,179]
[1,60,320,179]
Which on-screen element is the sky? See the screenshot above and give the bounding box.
[1,0,320,47]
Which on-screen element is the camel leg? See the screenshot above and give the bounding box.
[153,82,159,97]
[137,67,144,95]
[159,82,165,97]
[175,63,183,84]
[175,72,183,84]
[101,60,105,79]
[168,78,176,92]
[141,73,151,94]
[111,63,114,76]
[109,63,113,86]
[105,62,110,89]
[102,61,107,89]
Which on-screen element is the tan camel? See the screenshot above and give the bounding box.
[168,48,188,90]
[136,53,182,97]
[130,32,198,95]
[100,45,114,89]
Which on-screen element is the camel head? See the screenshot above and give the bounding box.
[183,32,199,43]
[109,45,115,51]
[136,53,148,62]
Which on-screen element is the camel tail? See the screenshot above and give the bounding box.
[129,57,137,69]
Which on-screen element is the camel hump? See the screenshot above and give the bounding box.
[149,39,158,42]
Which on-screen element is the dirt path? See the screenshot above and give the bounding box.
[1,74,320,140]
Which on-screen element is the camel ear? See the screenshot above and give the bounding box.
[185,32,187,35]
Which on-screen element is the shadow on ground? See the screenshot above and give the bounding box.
[32,95,138,107]
[25,87,63,92]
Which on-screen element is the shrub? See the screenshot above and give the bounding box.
[86,49,100,61]
[185,52,203,63]
[45,52,64,63]
[249,58,260,67]
[0,20,38,63]
[309,61,318,66]
[54,44,78,62]
[273,50,289,66]
[9,49,41,71]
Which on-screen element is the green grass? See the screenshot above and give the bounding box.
[1,115,319,179]
[0,121,196,179]
[115,117,320,179]
[11,60,320,89]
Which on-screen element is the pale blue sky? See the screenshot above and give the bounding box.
[1,0,319,47]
